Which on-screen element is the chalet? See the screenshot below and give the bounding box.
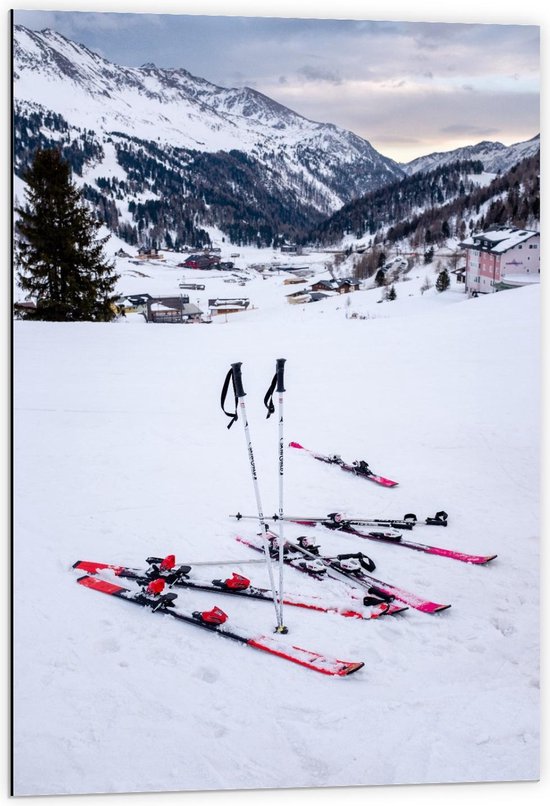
[116,294,153,315]
[286,291,328,305]
[208,298,250,316]
[310,278,360,294]
[460,227,540,295]
[283,277,308,286]
[137,247,164,260]
[287,292,311,305]
[180,254,221,270]
[146,296,203,323]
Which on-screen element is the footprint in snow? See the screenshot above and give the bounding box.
[96,637,121,654]
[193,666,219,684]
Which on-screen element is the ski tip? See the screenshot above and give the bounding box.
[338,661,365,676]
[481,554,498,564]
[288,441,304,449]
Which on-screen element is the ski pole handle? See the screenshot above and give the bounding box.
[275,358,286,393]
[231,362,246,398]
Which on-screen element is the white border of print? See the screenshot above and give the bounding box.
[2,2,547,806]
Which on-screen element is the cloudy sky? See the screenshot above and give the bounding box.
[13,7,540,162]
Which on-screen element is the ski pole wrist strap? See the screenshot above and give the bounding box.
[263,374,277,419]
[220,368,239,429]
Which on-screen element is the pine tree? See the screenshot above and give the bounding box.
[436,268,450,293]
[386,284,397,301]
[15,148,119,321]
[374,268,386,287]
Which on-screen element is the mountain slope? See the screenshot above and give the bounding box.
[13,24,404,246]
[309,151,539,251]
[402,135,540,176]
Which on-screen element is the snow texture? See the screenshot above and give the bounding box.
[13,243,540,796]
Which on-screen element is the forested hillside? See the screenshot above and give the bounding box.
[308,154,540,249]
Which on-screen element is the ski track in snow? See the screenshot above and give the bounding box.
[12,248,540,795]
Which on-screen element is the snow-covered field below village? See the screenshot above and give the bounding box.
[12,242,540,797]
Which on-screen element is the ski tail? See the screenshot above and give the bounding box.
[247,635,364,676]
[74,560,126,576]
[77,574,127,596]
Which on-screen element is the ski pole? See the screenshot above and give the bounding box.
[264,358,287,632]
[221,361,286,633]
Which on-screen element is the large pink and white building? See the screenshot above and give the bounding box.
[460,227,540,294]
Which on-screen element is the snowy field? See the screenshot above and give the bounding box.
[12,247,540,797]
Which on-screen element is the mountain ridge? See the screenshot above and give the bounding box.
[12,24,539,249]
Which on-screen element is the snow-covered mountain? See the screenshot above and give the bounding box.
[402,134,540,176]
[13,25,403,226]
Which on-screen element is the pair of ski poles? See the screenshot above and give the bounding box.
[221,359,288,634]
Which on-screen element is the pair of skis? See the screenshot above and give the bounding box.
[236,533,450,614]
[74,555,370,676]
[233,512,497,566]
[73,556,392,620]
[75,573,363,676]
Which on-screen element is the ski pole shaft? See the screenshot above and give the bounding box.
[275,358,286,632]
[231,362,283,631]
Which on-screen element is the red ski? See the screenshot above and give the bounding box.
[76,574,365,676]
[289,441,398,487]
[73,558,390,620]
[236,534,443,613]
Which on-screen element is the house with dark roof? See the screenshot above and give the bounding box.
[310,278,360,294]
[115,294,153,315]
[146,296,203,323]
[180,254,221,270]
[460,227,540,294]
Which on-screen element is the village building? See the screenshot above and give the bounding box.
[145,296,203,323]
[310,278,360,294]
[115,294,152,316]
[179,254,221,270]
[208,298,250,316]
[460,227,540,295]
[137,246,165,261]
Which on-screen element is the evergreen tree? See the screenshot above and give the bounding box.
[386,284,397,301]
[436,268,450,293]
[424,246,434,264]
[374,268,386,287]
[15,149,118,321]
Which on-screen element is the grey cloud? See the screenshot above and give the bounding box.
[441,124,500,136]
[297,65,342,84]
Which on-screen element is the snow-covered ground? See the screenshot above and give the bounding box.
[12,250,540,796]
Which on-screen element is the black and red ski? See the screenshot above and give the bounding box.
[236,535,422,614]
[73,557,389,621]
[289,441,398,487]
[75,574,365,676]
[234,512,497,566]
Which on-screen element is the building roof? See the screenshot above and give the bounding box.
[460,227,539,254]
